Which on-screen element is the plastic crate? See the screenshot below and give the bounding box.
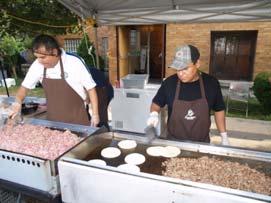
[121,74,149,89]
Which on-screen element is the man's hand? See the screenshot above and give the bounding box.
[220,132,230,145]
[9,102,22,119]
[147,111,159,127]
[91,114,100,127]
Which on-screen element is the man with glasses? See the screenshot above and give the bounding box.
[10,34,99,126]
[147,45,229,145]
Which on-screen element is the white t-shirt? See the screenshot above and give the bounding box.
[22,50,96,101]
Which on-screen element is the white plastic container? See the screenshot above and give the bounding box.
[121,74,149,89]
[1,78,16,88]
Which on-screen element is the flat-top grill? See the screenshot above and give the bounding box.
[59,132,271,203]
[0,118,102,200]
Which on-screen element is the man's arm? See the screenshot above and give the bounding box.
[214,110,229,145]
[87,88,99,126]
[9,86,28,119]
[150,102,161,113]
[15,86,28,103]
[214,110,226,133]
[147,102,161,127]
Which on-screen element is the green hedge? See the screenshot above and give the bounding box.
[253,72,271,114]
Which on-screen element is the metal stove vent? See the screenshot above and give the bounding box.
[114,120,123,129]
[0,153,42,168]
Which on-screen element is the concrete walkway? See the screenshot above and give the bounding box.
[210,116,271,151]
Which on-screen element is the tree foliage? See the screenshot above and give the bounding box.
[253,72,271,114]
[0,34,24,63]
[77,34,105,70]
[0,33,27,78]
[0,0,79,38]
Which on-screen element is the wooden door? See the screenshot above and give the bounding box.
[149,25,164,79]
[210,31,257,81]
[139,25,165,81]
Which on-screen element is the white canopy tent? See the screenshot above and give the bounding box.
[58,0,271,71]
[58,0,271,25]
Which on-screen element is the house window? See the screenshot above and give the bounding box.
[210,31,257,81]
[64,39,81,53]
[129,30,137,48]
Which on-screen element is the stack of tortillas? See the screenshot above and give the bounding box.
[88,159,107,166]
[118,140,137,150]
[146,146,165,157]
[162,146,181,158]
[117,164,140,172]
[101,147,121,159]
[124,153,145,165]
[146,146,181,158]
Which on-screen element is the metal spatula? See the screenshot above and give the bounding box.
[144,125,157,144]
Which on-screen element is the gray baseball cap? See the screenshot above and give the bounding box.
[169,45,192,70]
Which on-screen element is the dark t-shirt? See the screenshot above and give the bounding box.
[88,67,114,102]
[152,72,225,118]
[66,52,114,102]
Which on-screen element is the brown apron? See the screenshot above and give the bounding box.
[42,57,90,125]
[167,75,211,142]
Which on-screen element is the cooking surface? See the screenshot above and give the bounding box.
[83,137,271,179]
[1,124,82,160]
[0,118,101,196]
[85,139,168,175]
[0,123,88,160]
[59,133,271,202]
[163,156,271,195]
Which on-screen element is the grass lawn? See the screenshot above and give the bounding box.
[0,78,45,98]
[0,84,45,98]
[225,98,271,121]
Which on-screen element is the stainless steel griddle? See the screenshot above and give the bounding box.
[58,132,271,203]
[0,118,104,201]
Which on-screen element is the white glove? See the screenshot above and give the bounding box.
[220,132,230,145]
[147,111,159,127]
[9,102,22,119]
[91,114,100,127]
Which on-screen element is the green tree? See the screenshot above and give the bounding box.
[253,72,271,114]
[0,34,25,78]
[77,34,105,70]
[0,0,79,38]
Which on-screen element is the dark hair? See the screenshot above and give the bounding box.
[32,34,61,56]
[188,45,200,64]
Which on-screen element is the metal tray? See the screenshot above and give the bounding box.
[0,118,103,196]
[59,132,271,203]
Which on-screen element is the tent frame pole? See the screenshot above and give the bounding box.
[0,57,9,97]
[93,26,100,69]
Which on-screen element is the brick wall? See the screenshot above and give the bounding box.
[166,21,271,79]
[87,26,118,84]
[85,21,271,84]
[55,34,82,48]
